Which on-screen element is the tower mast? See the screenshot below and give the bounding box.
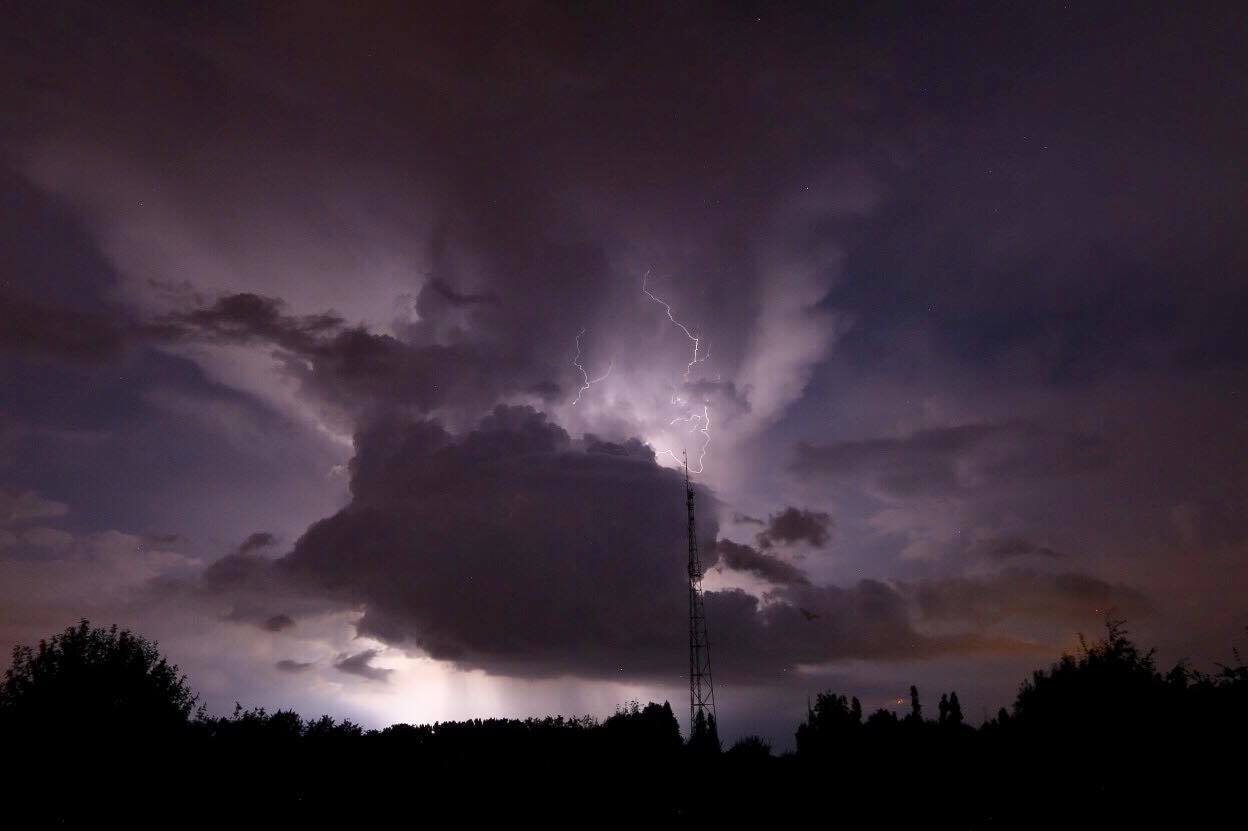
[685,451,716,739]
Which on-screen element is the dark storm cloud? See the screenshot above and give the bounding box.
[793,422,1110,499]
[713,539,810,587]
[195,404,1101,684]
[423,278,498,309]
[158,289,551,422]
[238,532,277,555]
[262,614,295,633]
[275,659,313,674]
[163,294,343,354]
[262,405,702,679]
[756,507,832,550]
[333,649,392,683]
[203,549,333,632]
[974,537,1063,562]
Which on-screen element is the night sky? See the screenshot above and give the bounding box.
[2,2,1246,747]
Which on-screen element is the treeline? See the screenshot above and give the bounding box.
[2,620,1245,826]
[782,623,1248,827]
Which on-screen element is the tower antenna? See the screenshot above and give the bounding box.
[684,450,717,741]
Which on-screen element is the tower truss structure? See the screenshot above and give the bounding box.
[684,453,716,737]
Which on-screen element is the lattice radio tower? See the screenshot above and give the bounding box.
[684,451,716,737]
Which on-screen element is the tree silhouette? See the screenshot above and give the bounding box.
[796,690,863,757]
[688,708,721,754]
[0,621,203,824]
[1012,618,1165,738]
[938,691,964,728]
[907,684,922,724]
[866,707,900,730]
[1,617,1246,823]
[947,691,963,727]
[604,699,682,756]
[0,619,197,740]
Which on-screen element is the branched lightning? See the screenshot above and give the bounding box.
[570,328,612,405]
[643,272,713,473]
[668,405,712,473]
[642,272,711,380]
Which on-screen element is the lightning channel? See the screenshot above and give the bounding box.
[642,272,710,380]
[664,405,711,473]
[643,272,714,474]
[570,328,612,405]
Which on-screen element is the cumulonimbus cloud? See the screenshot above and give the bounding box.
[196,405,1133,684]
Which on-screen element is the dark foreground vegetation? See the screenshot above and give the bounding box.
[2,620,1245,826]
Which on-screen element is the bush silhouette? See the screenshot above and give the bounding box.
[727,734,772,760]
[1013,618,1164,737]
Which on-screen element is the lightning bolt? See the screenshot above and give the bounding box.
[643,272,713,473]
[642,272,710,380]
[570,328,612,405]
[668,405,711,473]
